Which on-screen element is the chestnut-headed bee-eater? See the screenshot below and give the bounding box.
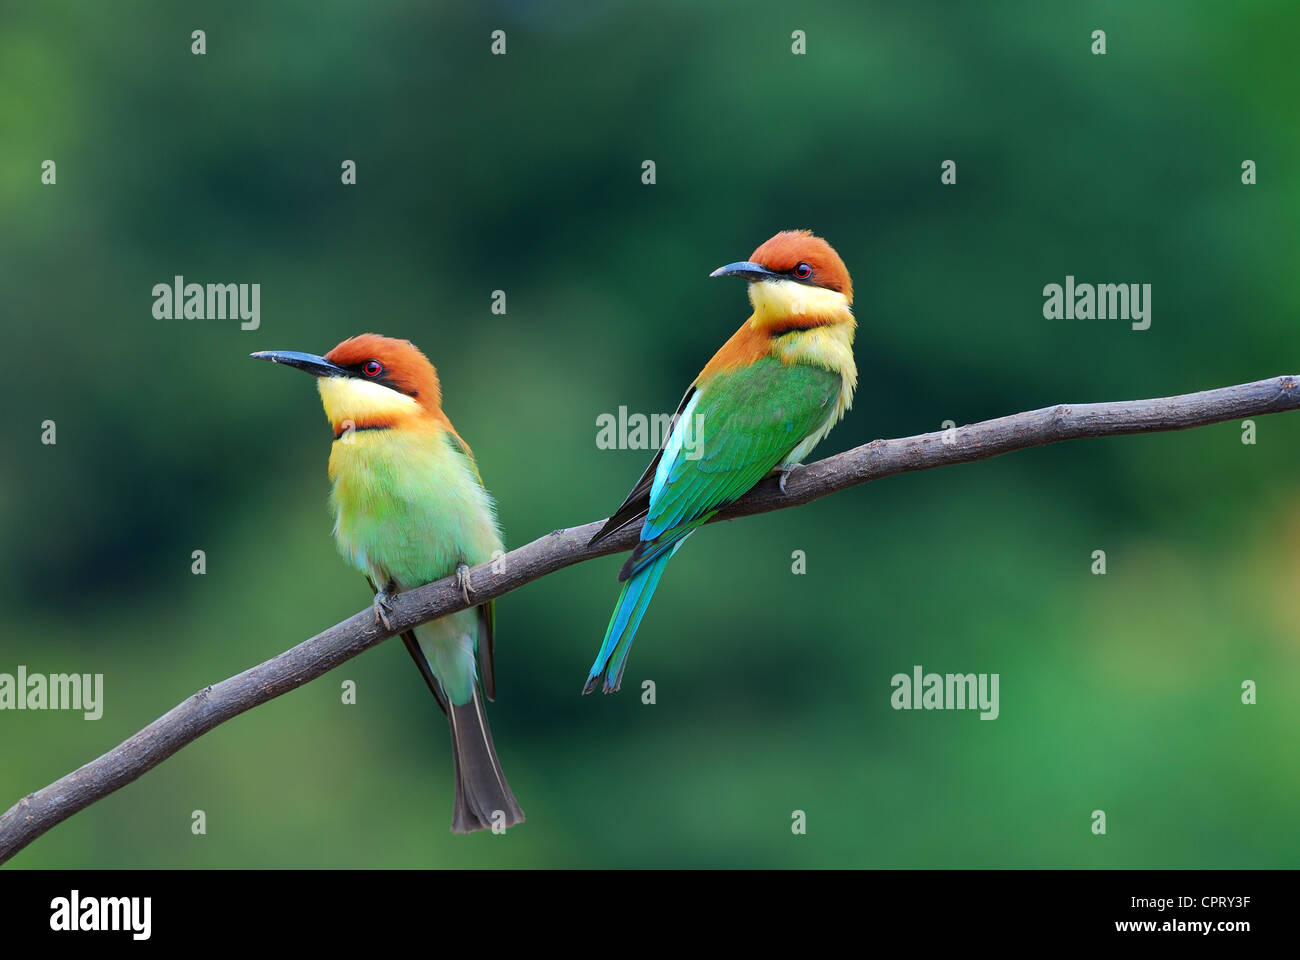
[252,334,524,833]
[586,230,857,694]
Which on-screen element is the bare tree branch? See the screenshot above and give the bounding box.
[2,374,1296,864]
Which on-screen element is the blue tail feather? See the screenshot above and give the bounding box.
[584,551,673,694]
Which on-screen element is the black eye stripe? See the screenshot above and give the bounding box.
[344,362,417,398]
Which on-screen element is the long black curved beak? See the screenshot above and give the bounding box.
[709,260,782,282]
[250,350,348,378]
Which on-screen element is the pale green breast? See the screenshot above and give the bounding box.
[771,319,857,464]
[327,427,503,590]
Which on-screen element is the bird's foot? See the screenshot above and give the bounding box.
[372,581,396,631]
[778,462,803,494]
[456,563,474,606]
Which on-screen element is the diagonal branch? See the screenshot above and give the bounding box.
[2,374,1297,864]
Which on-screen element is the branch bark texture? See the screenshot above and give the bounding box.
[2,374,1296,863]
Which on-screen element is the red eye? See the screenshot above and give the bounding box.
[794,262,813,280]
[363,360,382,377]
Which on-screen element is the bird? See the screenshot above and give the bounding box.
[251,334,524,833]
[585,230,857,694]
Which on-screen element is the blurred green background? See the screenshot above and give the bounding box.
[2,0,1298,868]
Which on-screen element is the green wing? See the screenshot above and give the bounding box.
[621,355,841,578]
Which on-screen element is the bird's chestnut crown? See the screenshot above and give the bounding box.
[325,333,441,406]
[750,229,853,303]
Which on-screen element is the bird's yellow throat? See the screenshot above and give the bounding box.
[317,375,420,434]
[746,278,857,422]
[747,277,852,328]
